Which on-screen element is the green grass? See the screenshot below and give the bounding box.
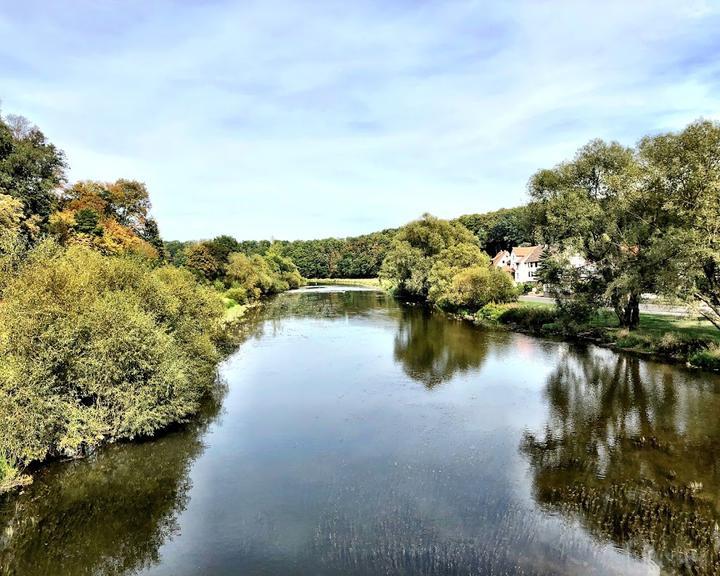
[589,310,720,342]
[308,278,386,289]
[515,300,555,309]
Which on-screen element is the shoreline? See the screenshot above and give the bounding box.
[305,280,720,372]
[450,310,720,373]
[0,299,266,497]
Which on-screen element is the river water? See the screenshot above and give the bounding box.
[2,287,720,575]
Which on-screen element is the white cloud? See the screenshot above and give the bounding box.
[1,0,719,239]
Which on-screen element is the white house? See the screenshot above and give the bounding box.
[510,246,544,283]
[491,245,588,285]
[491,245,544,283]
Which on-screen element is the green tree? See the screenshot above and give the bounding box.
[140,217,166,258]
[164,240,190,267]
[184,242,222,280]
[225,252,274,299]
[206,234,241,266]
[638,119,720,330]
[427,243,515,310]
[529,139,661,329]
[74,207,102,235]
[0,113,66,239]
[103,179,151,232]
[380,214,477,300]
[457,206,534,255]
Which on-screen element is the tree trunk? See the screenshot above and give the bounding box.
[615,291,640,330]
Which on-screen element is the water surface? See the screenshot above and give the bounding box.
[3,288,720,575]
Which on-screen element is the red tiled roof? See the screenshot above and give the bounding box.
[512,245,544,263]
[491,250,510,265]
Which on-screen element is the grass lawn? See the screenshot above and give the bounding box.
[511,299,720,343]
[589,310,720,342]
[515,299,554,309]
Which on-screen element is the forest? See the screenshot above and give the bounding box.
[165,206,534,282]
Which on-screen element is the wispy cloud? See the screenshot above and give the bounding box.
[1,0,719,239]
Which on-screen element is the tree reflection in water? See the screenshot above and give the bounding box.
[522,345,720,575]
[0,312,269,576]
[0,391,222,576]
[393,306,490,388]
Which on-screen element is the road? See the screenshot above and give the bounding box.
[518,295,700,318]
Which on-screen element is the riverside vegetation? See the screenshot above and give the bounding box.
[203,118,720,370]
[171,119,720,372]
[0,111,303,492]
[2,110,720,495]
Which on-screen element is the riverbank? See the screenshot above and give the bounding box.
[308,277,385,289]
[458,303,720,372]
[309,279,720,371]
[0,297,266,497]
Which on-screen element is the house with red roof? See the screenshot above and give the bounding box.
[491,245,544,283]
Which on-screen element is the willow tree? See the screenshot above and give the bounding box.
[639,119,720,330]
[380,214,478,300]
[529,139,669,329]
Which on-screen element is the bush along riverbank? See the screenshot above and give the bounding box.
[0,240,291,495]
[0,241,228,493]
[457,303,720,372]
[0,109,308,495]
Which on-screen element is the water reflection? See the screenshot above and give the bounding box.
[259,289,492,390]
[4,289,720,576]
[522,346,720,574]
[394,307,490,388]
[263,287,393,321]
[0,391,224,576]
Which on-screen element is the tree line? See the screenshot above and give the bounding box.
[165,206,535,282]
[188,119,720,336]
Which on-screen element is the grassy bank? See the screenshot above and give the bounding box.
[222,299,259,324]
[308,277,386,289]
[466,303,720,371]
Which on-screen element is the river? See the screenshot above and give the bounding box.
[2,287,720,575]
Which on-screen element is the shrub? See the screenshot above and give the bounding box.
[654,333,712,357]
[497,306,559,331]
[0,455,15,484]
[421,242,515,312]
[476,303,514,323]
[225,286,249,305]
[614,331,653,350]
[689,347,720,371]
[224,250,303,299]
[0,241,225,472]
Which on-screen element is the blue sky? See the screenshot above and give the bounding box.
[1,1,719,240]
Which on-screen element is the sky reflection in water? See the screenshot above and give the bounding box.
[2,288,720,575]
